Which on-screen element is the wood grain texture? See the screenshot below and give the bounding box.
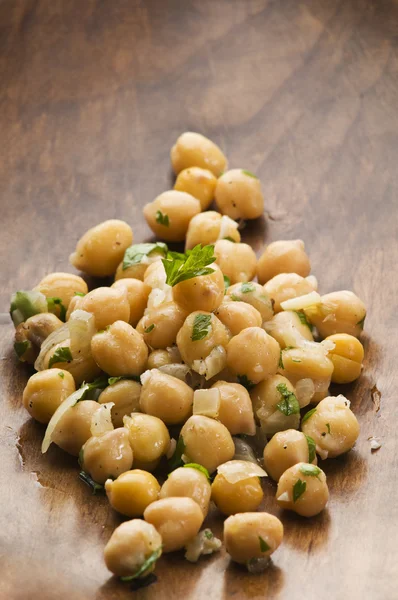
[1,0,398,598]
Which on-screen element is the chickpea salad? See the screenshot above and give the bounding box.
[11,131,366,584]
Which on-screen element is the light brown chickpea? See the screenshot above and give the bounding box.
[226,282,273,322]
[147,349,172,370]
[263,310,314,348]
[14,313,63,364]
[91,321,148,377]
[278,345,334,402]
[326,333,364,384]
[143,259,167,289]
[174,166,217,210]
[180,415,235,474]
[159,466,211,517]
[185,211,240,250]
[136,302,188,349]
[114,252,163,282]
[22,369,76,424]
[227,327,280,385]
[263,430,317,481]
[170,131,227,177]
[211,474,264,516]
[77,286,130,331]
[98,380,141,428]
[43,339,102,386]
[214,299,262,336]
[105,470,160,517]
[123,413,170,463]
[144,497,204,553]
[264,273,317,313]
[173,265,225,313]
[176,311,230,370]
[250,374,300,435]
[69,220,133,277]
[224,512,284,565]
[34,272,88,309]
[140,370,193,425]
[143,190,201,242]
[276,462,329,517]
[210,381,255,435]
[81,428,133,484]
[305,290,367,339]
[257,240,311,285]
[51,400,100,456]
[215,169,264,220]
[214,240,257,284]
[111,278,151,327]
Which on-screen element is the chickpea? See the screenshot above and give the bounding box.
[147,349,172,370]
[159,466,211,517]
[305,290,366,339]
[264,273,317,313]
[143,190,201,242]
[14,312,63,364]
[210,381,255,435]
[144,497,204,553]
[105,470,160,517]
[77,286,130,331]
[69,220,133,277]
[227,327,280,385]
[34,272,88,309]
[91,321,148,377]
[211,474,263,516]
[143,259,167,289]
[43,339,101,386]
[257,240,311,285]
[215,169,264,220]
[111,279,150,327]
[214,240,257,284]
[263,310,314,348]
[140,370,193,425]
[301,395,360,459]
[174,167,217,210]
[227,282,273,322]
[224,512,284,565]
[326,333,364,384]
[170,131,227,177]
[173,265,225,313]
[115,253,163,282]
[81,428,133,484]
[22,369,76,424]
[263,430,317,482]
[123,413,170,463]
[250,374,300,435]
[180,415,235,474]
[104,519,162,578]
[276,462,329,517]
[65,295,82,320]
[215,299,262,336]
[176,311,229,370]
[98,380,141,428]
[185,211,240,250]
[136,302,188,349]
[279,345,334,404]
[51,400,100,456]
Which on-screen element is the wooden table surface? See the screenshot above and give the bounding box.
[1,1,397,598]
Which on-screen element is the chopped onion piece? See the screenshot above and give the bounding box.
[34,323,69,371]
[158,363,191,382]
[193,388,220,418]
[68,310,96,356]
[217,460,267,484]
[232,437,258,465]
[185,529,222,563]
[321,339,336,353]
[281,291,322,312]
[166,345,182,363]
[277,491,290,502]
[42,385,90,453]
[166,438,177,459]
[140,369,154,386]
[191,345,227,380]
[305,275,318,290]
[90,402,114,436]
[368,437,381,451]
[295,378,315,408]
[217,215,239,241]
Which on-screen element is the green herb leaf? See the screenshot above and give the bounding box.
[300,464,322,478]
[276,383,300,416]
[123,242,168,270]
[14,340,31,359]
[10,290,48,326]
[356,314,366,329]
[292,358,302,363]
[241,169,258,179]
[278,350,284,370]
[74,291,86,297]
[183,463,210,481]
[326,423,331,434]
[79,375,109,399]
[145,324,155,334]
[223,275,231,290]
[230,294,241,301]
[46,297,67,321]
[305,434,316,463]
[58,371,65,379]
[120,547,162,582]
[48,346,73,368]
[162,244,216,287]
[302,407,317,424]
[168,436,186,471]
[259,536,271,552]
[191,313,212,341]
[204,529,214,540]
[156,210,170,227]
[294,310,312,330]
[107,375,140,386]
[293,479,306,502]
[240,282,255,294]
[237,374,255,391]
[223,237,236,242]
[79,471,104,495]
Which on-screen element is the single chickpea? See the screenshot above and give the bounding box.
[123,413,170,464]
[51,400,100,456]
[264,273,317,313]
[140,370,193,425]
[210,381,255,435]
[215,169,264,220]
[69,220,133,277]
[115,252,163,282]
[325,333,364,384]
[185,212,240,250]
[214,240,257,284]
[136,302,188,349]
[257,240,311,285]
[214,299,262,336]
[91,321,148,377]
[81,428,133,484]
[105,470,160,517]
[305,290,366,339]
[159,466,211,517]
[143,259,167,289]
[180,415,235,474]
[276,462,329,517]
[34,272,88,310]
[104,519,162,578]
[14,313,63,364]
[147,349,172,370]
[77,286,130,331]
[22,369,76,424]
[301,395,360,459]
[173,265,225,313]
[263,430,317,482]
[211,474,263,516]
[226,327,280,385]
[263,310,314,348]
[143,190,201,242]
[279,345,334,404]
[43,339,102,386]
[98,380,141,428]
[111,279,150,327]
[224,512,284,565]
[144,497,204,553]
[250,374,300,435]
[174,166,217,210]
[170,131,227,177]
[226,282,273,322]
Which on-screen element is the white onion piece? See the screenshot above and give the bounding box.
[295,378,315,407]
[217,215,239,241]
[277,491,290,502]
[140,369,154,386]
[185,529,222,563]
[217,460,267,484]
[34,323,70,371]
[305,275,318,290]
[191,345,227,380]
[320,339,336,353]
[166,438,177,459]
[281,291,321,312]
[232,437,258,465]
[90,402,114,436]
[68,310,96,356]
[42,385,90,453]
[193,388,220,418]
[158,363,191,382]
[257,409,300,435]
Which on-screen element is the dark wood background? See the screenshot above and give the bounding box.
[1,1,397,598]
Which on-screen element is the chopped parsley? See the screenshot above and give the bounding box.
[191,313,212,341]
[326,423,331,434]
[168,436,186,471]
[276,383,300,416]
[293,479,306,502]
[204,529,214,540]
[278,350,284,370]
[237,374,255,391]
[156,210,170,226]
[301,407,317,424]
[294,310,312,330]
[223,275,231,290]
[259,536,271,552]
[48,346,73,368]
[144,324,155,334]
[305,434,316,463]
[46,297,67,321]
[223,236,236,242]
[120,547,162,582]
[10,290,48,326]
[123,242,168,270]
[241,169,258,179]
[162,244,216,287]
[300,464,322,479]
[107,375,140,386]
[183,463,210,480]
[14,340,31,359]
[240,282,255,293]
[58,372,65,379]
[74,291,86,297]
[78,471,104,495]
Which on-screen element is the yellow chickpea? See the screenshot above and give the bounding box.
[276,462,329,517]
[215,169,264,220]
[185,211,240,250]
[51,400,100,456]
[140,370,193,425]
[34,272,88,309]
[263,310,314,348]
[69,220,133,277]
[111,279,150,327]
[250,374,300,434]
[257,240,311,284]
[143,259,167,289]
[91,321,148,377]
[171,131,227,177]
[105,470,160,517]
[305,290,367,339]
[263,430,317,481]
[214,299,262,336]
[226,282,273,322]
[14,313,63,364]
[326,333,364,384]
[22,369,76,424]
[224,512,284,565]
[279,345,334,402]
[264,273,317,313]
[143,190,201,242]
[210,381,255,435]
[159,466,211,517]
[173,265,225,313]
[77,286,130,331]
[98,380,141,428]
[123,413,170,463]
[81,428,133,484]
[147,349,172,369]
[211,474,263,516]
[227,327,280,385]
[136,302,188,349]
[176,311,229,373]
[214,240,257,284]
[174,166,217,210]
[180,415,235,474]
[43,339,102,386]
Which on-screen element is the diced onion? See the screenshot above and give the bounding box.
[68,310,96,356]
[34,323,69,371]
[166,438,177,459]
[158,363,191,381]
[140,369,154,386]
[184,529,222,563]
[191,345,227,380]
[217,215,239,241]
[295,378,315,408]
[42,385,90,453]
[280,291,321,311]
[277,491,290,502]
[369,437,381,451]
[232,437,258,465]
[305,275,318,290]
[193,388,220,418]
[90,402,114,436]
[166,345,182,363]
[217,460,267,484]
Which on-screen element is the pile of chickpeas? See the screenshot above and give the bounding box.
[13,131,366,583]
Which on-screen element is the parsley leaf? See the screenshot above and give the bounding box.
[162,244,216,287]
[259,536,271,552]
[47,297,67,321]
[14,340,31,359]
[293,479,306,502]
[204,529,214,540]
[191,313,212,341]
[300,464,322,478]
[276,383,300,416]
[326,423,331,434]
[79,471,104,495]
[58,372,65,379]
[183,463,210,480]
[79,375,109,400]
[356,314,366,329]
[74,291,86,297]
[241,169,258,179]
[237,374,255,391]
[168,436,186,471]
[48,346,73,368]
[123,242,168,270]
[240,282,255,294]
[223,237,236,242]
[278,350,284,370]
[107,375,140,386]
[156,210,170,227]
[10,290,48,326]
[302,407,317,424]
[223,275,231,290]
[120,547,162,582]
[145,324,155,334]
[294,310,312,330]
[305,434,316,463]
